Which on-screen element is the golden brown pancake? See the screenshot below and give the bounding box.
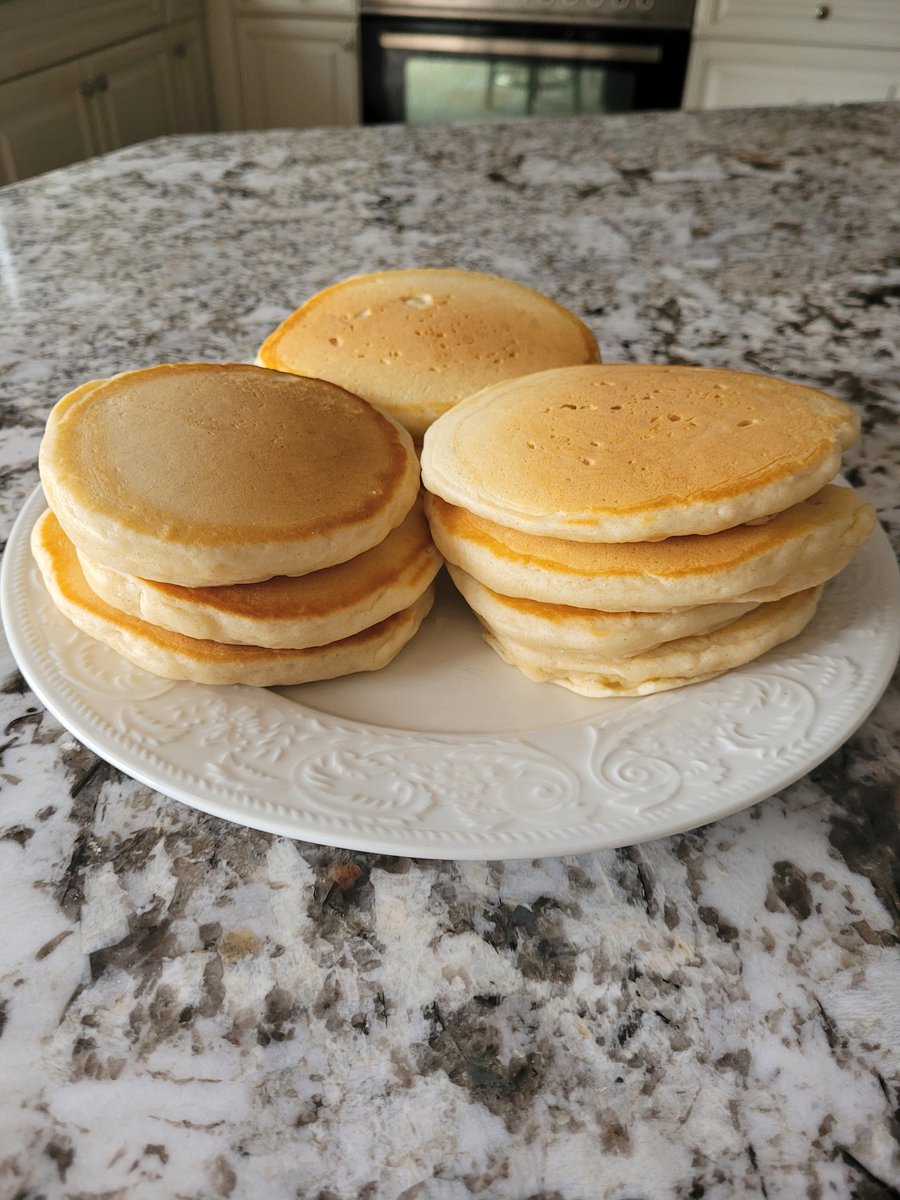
[77,498,442,648]
[32,509,434,686]
[485,587,823,697]
[426,485,874,610]
[256,268,600,438]
[38,363,420,586]
[446,563,760,659]
[421,364,860,540]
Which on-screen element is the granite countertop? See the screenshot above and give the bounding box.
[1,103,899,1199]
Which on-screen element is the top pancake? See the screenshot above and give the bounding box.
[256,268,601,439]
[38,363,420,586]
[420,363,860,541]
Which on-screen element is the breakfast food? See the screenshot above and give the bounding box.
[256,267,601,438]
[445,564,762,659]
[34,362,437,687]
[420,364,859,540]
[485,587,823,698]
[421,362,872,697]
[32,510,435,686]
[77,499,442,649]
[39,363,420,586]
[426,485,875,610]
[30,287,871,700]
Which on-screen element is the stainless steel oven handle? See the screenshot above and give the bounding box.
[378,31,663,63]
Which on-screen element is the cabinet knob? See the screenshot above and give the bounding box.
[79,80,95,98]
[814,4,831,17]
[94,73,109,93]
[173,42,188,59]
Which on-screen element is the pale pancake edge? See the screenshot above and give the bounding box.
[485,587,823,697]
[31,509,435,687]
[78,501,443,649]
[426,486,874,610]
[446,563,761,659]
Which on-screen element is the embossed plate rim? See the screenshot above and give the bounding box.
[2,486,899,860]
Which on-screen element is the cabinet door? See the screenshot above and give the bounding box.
[0,58,94,184]
[86,29,176,152]
[691,0,900,52]
[235,15,359,128]
[683,41,900,108]
[168,18,215,132]
[0,0,165,84]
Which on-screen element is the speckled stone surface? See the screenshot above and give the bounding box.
[1,103,899,1199]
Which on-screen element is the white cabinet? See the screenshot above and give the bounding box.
[234,15,359,128]
[685,41,900,109]
[0,61,93,184]
[206,0,360,131]
[0,0,165,82]
[0,32,176,184]
[0,0,215,184]
[84,31,177,156]
[691,0,900,51]
[684,0,900,109]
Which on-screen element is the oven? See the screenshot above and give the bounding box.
[360,0,695,125]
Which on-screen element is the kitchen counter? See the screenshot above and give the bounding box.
[1,103,899,1199]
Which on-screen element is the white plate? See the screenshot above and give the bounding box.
[2,486,899,860]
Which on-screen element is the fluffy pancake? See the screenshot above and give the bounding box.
[256,268,600,439]
[420,364,860,540]
[426,485,874,610]
[77,499,442,649]
[446,563,760,659]
[38,363,420,586]
[31,509,434,686]
[485,587,823,697]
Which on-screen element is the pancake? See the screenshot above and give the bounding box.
[31,509,435,686]
[485,587,823,697]
[256,268,600,439]
[77,499,442,649]
[420,364,860,540]
[38,363,420,587]
[446,563,760,659]
[426,485,875,611]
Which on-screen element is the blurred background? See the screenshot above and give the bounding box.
[1,0,898,185]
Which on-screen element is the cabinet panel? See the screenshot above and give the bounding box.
[87,30,177,152]
[0,60,94,185]
[168,19,216,131]
[235,16,359,128]
[683,41,900,108]
[0,0,164,84]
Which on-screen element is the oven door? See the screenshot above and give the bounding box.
[360,15,691,124]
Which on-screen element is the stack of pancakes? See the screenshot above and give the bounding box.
[256,267,600,439]
[34,363,441,686]
[421,363,876,697]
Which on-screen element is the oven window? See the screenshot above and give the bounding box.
[361,17,691,125]
[402,54,637,123]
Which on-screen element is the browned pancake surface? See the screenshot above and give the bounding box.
[421,364,860,539]
[39,363,420,584]
[258,268,600,437]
